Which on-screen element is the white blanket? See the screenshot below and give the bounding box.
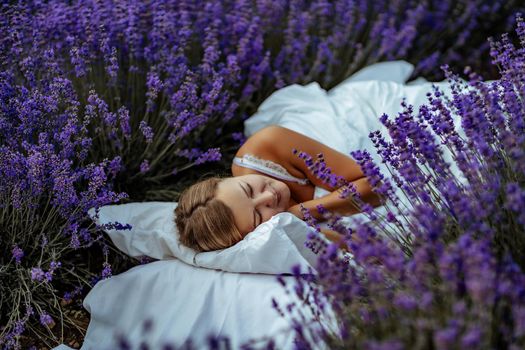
[54,61,466,350]
[245,61,467,232]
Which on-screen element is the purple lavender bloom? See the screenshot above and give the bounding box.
[146,71,163,113]
[139,121,154,143]
[461,327,482,349]
[101,262,112,279]
[434,327,458,348]
[11,245,24,264]
[49,261,62,271]
[13,320,25,336]
[39,312,54,327]
[281,15,525,350]
[393,292,417,311]
[69,45,87,78]
[44,271,54,282]
[296,151,348,189]
[140,159,150,173]
[109,156,124,177]
[231,132,246,145]
[505,182,525,226]
[70,233,81,249]
[118,107,132,140]
[195,148,221,165]
[30,268,45,282]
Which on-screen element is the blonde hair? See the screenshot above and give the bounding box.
[175,176,243,252]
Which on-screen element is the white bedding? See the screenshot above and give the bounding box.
[87,202,325,275]
[80,260,331,349]
[54,61,468,350]
[246,61,467,232]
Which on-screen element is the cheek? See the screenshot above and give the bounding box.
[282,183,291,199]
[277,181,288,194]
[276,183,290,206]
[262,207,283,222]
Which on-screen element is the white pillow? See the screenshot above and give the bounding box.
[77,259,336,350]
[87,202,325,274]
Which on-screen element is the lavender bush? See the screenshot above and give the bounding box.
[277,17,525,349]
[1,0,524,348]
[0,70,129,347]
[2,0,522,201]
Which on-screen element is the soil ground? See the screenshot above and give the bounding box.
[19,300,90,349]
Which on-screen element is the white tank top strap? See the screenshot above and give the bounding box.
[233,153,310,185]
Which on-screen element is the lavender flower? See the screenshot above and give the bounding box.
[139,120,154,144]
[30,268,45,282]
[195,148,221,165]
[232,132,246,145]
[101,262,112,279]
[118,107,132,140]
[109,156,124,177]
[39,312,54,327]
[140,159,150,173]
[280,16,525,350]
[11,245,24,265]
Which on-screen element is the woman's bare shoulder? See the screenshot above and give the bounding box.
[252,125,296,139]
[232,126,290,177]
[246,125,290,145]
[235,126,286,157]
[246,125,366,189]
[243,126,308,154]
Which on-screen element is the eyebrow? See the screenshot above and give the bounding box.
[239,182,256,231]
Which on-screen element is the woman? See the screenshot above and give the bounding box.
[175,125,384,252]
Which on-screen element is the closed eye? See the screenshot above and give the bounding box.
[246,183,262,226]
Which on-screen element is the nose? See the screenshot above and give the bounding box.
[254,189,276,207]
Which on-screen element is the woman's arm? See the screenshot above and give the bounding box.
[287,178,382,254]
[287,177,383,221]
[319,228,350,252]
[252,125,384,220]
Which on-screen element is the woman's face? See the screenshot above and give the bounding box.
[216,174,291,236]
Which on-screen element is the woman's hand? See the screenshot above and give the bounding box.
[319,228,350,252]
[287,206,351,252]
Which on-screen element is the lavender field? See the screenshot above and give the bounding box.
[1,0,525,349]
